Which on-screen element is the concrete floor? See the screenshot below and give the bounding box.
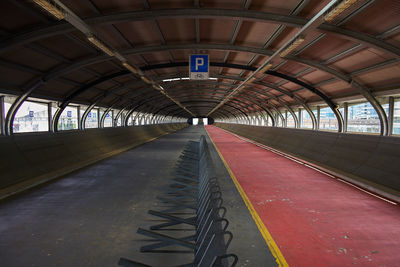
[0,126,276,267]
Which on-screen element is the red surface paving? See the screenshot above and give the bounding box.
[206,125,400,267]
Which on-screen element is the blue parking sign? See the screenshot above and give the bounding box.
[189,54,209,80]
[29,111,34,118]
[67,111,72,117]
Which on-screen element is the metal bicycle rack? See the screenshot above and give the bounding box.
[119,136,238,267]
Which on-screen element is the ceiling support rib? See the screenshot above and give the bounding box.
[206,0,342,133]
[2,9,399,58]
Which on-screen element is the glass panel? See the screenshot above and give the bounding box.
[85,108,98,128]
[104,110,113,127]
[127,113,133,126]
[286,112,295,128]
[393,99,400,135]
[13,101,49,133]
[319,107,338,131]
[301,109,313,129]
[58,106,78,130]
[347,102,380,133]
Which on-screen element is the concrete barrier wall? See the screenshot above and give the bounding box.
[0,123,187,199]
[214,123,400,200]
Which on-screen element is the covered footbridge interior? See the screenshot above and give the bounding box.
[0,0,400,266]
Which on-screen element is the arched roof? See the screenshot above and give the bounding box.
[0,0,399,134]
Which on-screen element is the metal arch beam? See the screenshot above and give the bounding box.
[119,86,272,121]
[163,86,276,125]
[55,60,336,124]
[139,61,341,129]
[9,43,383,133]
[76,76,281,126]
[158,77,293,124]
[286,55,387,134]
[150,101,232,123]
[161,108,232,123]
[138,96,252,120]
[51,70,130,132]
[160,79,303,125]
[158,101,247,119]
[19,43,395,91]
[2,9,399,57]
[180,100,251,123]
[154,102,239,121]
[122,93,242,121]
[115,82,258,112]
[121,90,255,118]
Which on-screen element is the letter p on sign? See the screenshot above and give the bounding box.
[190,54,209,80]
[195,58,204,70]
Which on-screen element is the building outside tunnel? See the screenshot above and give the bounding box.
[0,0,400,266]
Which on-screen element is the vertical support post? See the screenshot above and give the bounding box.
[317,106,320,130]
[0,96,5,135]
[343,102,348,133]
[298,109,302,128]
[96,108,100,128]
[48,102,53,132]
[110,110,114,127]
[77,106,81,130]
[388,97,394,136]
[285,110,288,128]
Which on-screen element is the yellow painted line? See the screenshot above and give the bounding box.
[205,127,289,267]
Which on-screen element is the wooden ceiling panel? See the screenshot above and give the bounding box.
[1,46,59,72]
[318,80,355,97]
[227,52,256,65]
[301,71,332,85]
[157,19,195,43]
[91,0,143,14]
[142,51,171,64]
[202,0,245,9]
[199,19,236,43]
[235,21,279,47]
[115,21,162,47]
[36,80,74,99]
[330,48,391,74]
[355,65,400,88]
[147,0,193,9]
[250,0,303,14]
[0,1,45,33]
[34,35,91,60]
[60,0,98,18]
[343,0,400,36]
[87,61,120,74]
[0,65,35,87]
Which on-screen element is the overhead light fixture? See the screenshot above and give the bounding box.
[141,76,152,84]
[247,77,256,83]
[87,35,114,56]
[259,63,273,74]
[280,36,305,57]
[324,0,358,22]
[122,62,138,75]
[32,0,65,20]
[152,84,165,91]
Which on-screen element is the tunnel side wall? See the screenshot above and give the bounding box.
[0,123,187,199]
[214,123,400,200]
